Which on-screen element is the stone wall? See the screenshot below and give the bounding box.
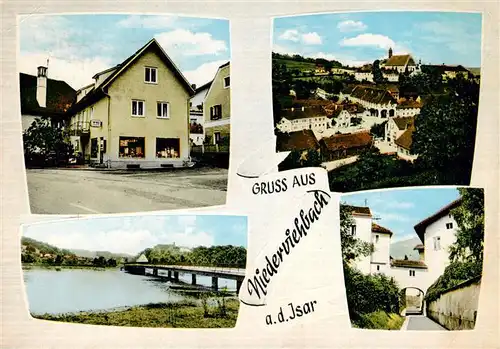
[427,277,481,330]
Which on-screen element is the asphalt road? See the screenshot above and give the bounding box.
[26,168,228,214]
[405,315,447,331]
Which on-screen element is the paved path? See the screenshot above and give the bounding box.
[405,315,448,331]
[26,168,227,214]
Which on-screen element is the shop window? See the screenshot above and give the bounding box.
[90,138,98,158]
[156,138,180,158]
[145,67,157,83]
[119,137,145,158]
[132,100,145,117]
[157,102,169,119]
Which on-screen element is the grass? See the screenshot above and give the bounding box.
[273,58,316,71]
[353,311,405,330]
[31,298,240,328]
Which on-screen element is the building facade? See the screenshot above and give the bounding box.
[189,81,211,146]
[276,106,331,133]
[67,39,194,168]
[203,62,230,145]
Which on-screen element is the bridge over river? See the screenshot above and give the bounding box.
[123,264,245,292]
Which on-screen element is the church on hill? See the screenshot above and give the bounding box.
[381,47,419,74]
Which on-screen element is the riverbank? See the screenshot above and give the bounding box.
[32,299,240,328]
[22,264,120,271]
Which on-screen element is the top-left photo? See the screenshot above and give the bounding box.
[19,14,231,214]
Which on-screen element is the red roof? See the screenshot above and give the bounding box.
[321,131,372,151]
[372,223,393,236]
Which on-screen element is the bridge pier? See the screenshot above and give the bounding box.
[212,276,218,291]
[173,271,179,282]
[236,279,242,293]
[191,274,197,285]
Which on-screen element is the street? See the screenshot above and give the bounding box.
[26,168,228,214]
[404,315,448,331]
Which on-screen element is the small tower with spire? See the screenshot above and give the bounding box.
[388,47,393,58]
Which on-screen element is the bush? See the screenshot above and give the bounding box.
[425,261,482,302]
[355,311,404,330]
[344,264,401,325]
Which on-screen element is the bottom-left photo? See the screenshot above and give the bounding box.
[21,214,247,328]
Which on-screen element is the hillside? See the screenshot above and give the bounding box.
[70,249,133,260]
[390,237,421,261]
[273,58,316,72]
[21,236,75,256]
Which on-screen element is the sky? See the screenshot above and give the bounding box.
[23,215,247,255]
[273,11,482,67]
[341,187,461,243]
[18,14,230,89]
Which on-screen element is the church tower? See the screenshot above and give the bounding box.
[388,47,393,58]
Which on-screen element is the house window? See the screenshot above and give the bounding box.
[409,270,415,277]
[350,225,356,236]
[433,236,441,251]
[214,132,221,144]
[119,137,145,158]
[446,223,453,229]
[157,102,169,119]
[132,100,145,117]
[375,235,379,243]
[223,76,230,88]
[145,67,157,83]
[90,138,98,158]
[210,105,222,120]
[156,138,180,158]
[377,265,380,271]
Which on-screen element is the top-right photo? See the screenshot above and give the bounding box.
[272,12,482,193]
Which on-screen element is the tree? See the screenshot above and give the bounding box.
[372,60,384,84]
[23,118,74,167]
[340,205,374,263]
[412,77,480,184]
[449,188,484,264]
[370,120,387,139]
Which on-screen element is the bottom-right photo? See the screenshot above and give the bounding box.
[340,186,484,331]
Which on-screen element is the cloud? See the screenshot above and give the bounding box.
[340,33,396,50]
[279,29,300,42]
[278,29,322,45]
[155,29,227,56]
[337,20,367,32]
[183,59,227,87]
[18,52,112,89]
[302,32,322,45]
[308,51,369,67]
[116,15,178,29]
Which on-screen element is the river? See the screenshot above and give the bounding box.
[23,267,236,315]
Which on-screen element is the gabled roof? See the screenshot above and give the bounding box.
[280,106,326,120]
[385,54,416,67]
[203,61,230,103]
[342,205,372,216]
[395,126,415,151]
[397,98,423,109]
[321,131,372,151]
[414,198,463,242]
[350,86,397,105]
[68,38,195,115]
[19,73,76,117]
[392,116,414,130]
[276,129,319,152]
[372,223,393,236]
[413,244,425,251]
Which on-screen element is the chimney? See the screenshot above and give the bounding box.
[36,66,48,108]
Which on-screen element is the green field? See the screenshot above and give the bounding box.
[273,58,316,71]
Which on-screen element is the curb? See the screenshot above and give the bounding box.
[401,316,411,331]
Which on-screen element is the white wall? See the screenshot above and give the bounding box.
[371,232,391,265]
[387,266,431,293]
[424,214,458,285]
[351,215,372,274]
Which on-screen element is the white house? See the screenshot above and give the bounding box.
[385,116,414,146]
[395,126,418,162]
[396,97,423,118]
[414,198,462,287]
[276,106,331,133]
[348,85,397,118]
[189,81,211,146]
